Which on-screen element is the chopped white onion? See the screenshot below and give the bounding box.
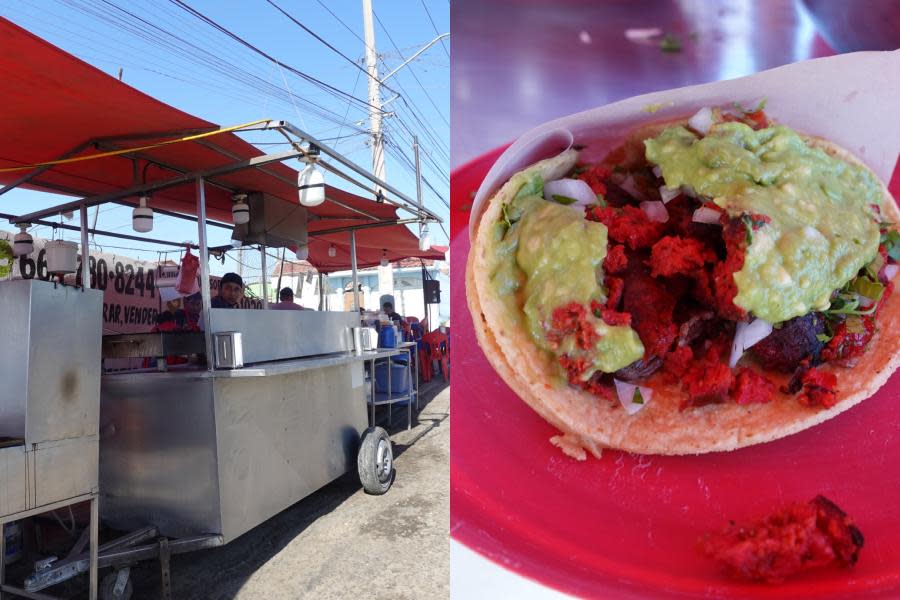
[614,379,653,416]
[543,178,598,207]
[658,185,680,204]
[884,264,899,281]
[652,165,663,178]
[640,201,669,223]
[620,174,647,201]
[728,318,774,368]
[624,27,662,44]
[688,107,714,136]
[692,206,722,225]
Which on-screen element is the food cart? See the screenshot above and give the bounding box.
[0,18,444,600]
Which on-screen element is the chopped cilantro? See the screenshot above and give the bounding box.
[514,173,544,201]
[865,252,886,280]
[632,388,645,405]
[501,203,513,228]
[741,214,754,245]
[733,98,768,114]
[550,194,578,206]
[850,276,884,303]
[595,194,607,208]
[659,33,682,53]
[881,229,900,261]
[816,333,832,343]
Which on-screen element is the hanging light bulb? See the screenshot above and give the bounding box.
[132,195,153,233]
[298,161,326,207]
[380,250,389,267]
[328,244,337,258]
[418,223,432,252]
[295,243,309,261]
[232,193,250,225]
[12,224,33,256]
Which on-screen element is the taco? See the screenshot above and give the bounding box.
[466,103,900,458]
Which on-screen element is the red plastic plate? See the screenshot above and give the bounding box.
[450,148,900,599]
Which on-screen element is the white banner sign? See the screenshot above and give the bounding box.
[0,232,261,334]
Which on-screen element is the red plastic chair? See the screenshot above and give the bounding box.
[422,331,449,381]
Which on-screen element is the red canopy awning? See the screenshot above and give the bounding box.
[0,17,444,272]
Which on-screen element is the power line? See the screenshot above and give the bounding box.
[264,0,400,98]
[313,0,367,48]
[419,0,450,59]
[168,0,388,115]
[44,0,368,130]
[373,10,449,129]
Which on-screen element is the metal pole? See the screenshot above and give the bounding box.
[413,136,424,211]
[196,177,215,371]
[79,204,90,289]
[89,495,99,600]
[382,33,450,82]
[362,0,386,199]
[350,230,360,311]
[276,247,286,301]
[260,244,268,309]
[318,273,325,311]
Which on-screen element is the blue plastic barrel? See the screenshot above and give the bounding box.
[378,325,397,348]
[374,361,410,394]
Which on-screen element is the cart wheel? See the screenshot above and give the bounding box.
[100,569,133,600]
[358,426,394,495]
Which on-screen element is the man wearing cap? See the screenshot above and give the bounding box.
[211,272,244,308]
[272,287,305,310]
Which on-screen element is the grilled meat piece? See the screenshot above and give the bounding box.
[614,356,663,381]
[751,313,826,373]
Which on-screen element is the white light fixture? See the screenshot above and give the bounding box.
[12,224,33,256]
[45,240,78,274]
[295,244,309,261]
[380,250,389,267]
[328,244,337,258]
[132,195,153,233]
[418,223,432,252]
[232,193,250,225]
[298,162,325,207]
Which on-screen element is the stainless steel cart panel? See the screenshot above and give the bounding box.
[207,309,356,364]
[100,359,368,543]
[99,376,222,538]
[0,445,26,516]
[0,280,103,444]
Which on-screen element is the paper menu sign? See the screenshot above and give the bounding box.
[470,50,900,233]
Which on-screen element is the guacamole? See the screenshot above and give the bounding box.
[645,122,882,322]
[491,189,644,377]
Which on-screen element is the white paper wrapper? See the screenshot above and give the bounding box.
[471,50,900,235]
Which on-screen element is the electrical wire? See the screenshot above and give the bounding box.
[264,0,401,97]
[419,0,450,59]
[168,0,388,115]
[373,10,449,129]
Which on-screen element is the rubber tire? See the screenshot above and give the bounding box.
[358,426,394,495]
[100,571,133,600]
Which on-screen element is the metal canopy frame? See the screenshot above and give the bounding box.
[1,118,443,371]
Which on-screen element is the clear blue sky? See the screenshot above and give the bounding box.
[1,0,449,274]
